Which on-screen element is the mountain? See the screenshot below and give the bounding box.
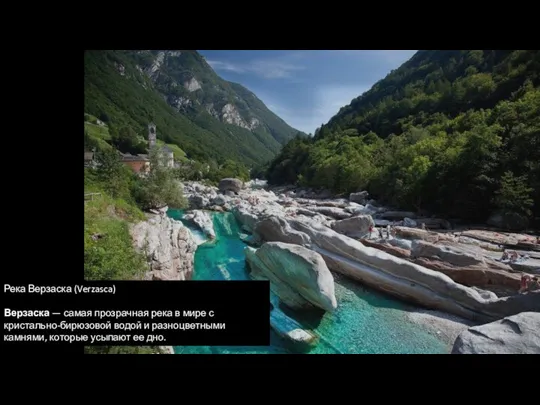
[84,50,304,167]
[266,50,540,226]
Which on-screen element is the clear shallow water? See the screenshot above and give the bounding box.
[168,209,448,354]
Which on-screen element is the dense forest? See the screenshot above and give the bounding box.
[84,50,303,169]
[266,50,540,229]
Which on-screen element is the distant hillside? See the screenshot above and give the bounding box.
[266,50,540,228]
[84,50,304,167]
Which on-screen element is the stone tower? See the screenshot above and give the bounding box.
[148,123,156,149]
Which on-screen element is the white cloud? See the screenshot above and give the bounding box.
[206,60,245,74]
[206,54,305,80]
[257,85,368,135]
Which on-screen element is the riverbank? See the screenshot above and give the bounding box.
[169,209,473,354]
[127,178,539,353]
[181,179,539,350]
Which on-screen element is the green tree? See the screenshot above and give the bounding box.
[111,126,147,154]
[133,147,188,210]
[94,148,133,200]
[492,171,534,216]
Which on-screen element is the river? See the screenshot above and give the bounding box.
[168,209,449,354]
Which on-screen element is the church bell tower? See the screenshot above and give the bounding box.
[148,123,156,149]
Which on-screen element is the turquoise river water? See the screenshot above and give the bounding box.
[168,209,449,354]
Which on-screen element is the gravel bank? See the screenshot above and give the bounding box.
[406,309,477,349]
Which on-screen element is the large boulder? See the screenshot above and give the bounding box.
[331,215,374,238]
[183,210,215,239]
[130,214,197,280]
[245,242,338,312]
[188,195,209,209]
[232,205,259,233]
[349,191,369,204]
[218,178,243,193]
[451,312,540,354]
[253,216,311,247]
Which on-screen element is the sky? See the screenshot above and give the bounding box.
[198,50,417,135]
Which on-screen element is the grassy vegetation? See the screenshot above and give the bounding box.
[84,193,147,281]
[84,113,111,139]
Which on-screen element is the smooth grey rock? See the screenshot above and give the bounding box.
[245,242,337,312]
[184,210,215,239]
[331,215,375,238]
[253,216,311,247]
[219,178,243,193]
[411,240,486,268]
[452,312,540,354]
[349,191,369,204]
[232,205,259,233]
[253,215,540,322]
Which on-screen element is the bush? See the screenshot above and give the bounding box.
[492,171,534,217]
[134,147,188,210]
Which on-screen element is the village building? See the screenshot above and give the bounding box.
[160,144,174,168]
[119,152,150,174]
[84,148,97,168]
[84,122,174,174]
[148,122,157,148]
[119,122,174,173]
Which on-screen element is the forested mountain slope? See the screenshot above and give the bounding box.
[84,50,304,167]
[266,50,540,227]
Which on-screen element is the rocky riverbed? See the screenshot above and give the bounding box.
[131,178,540,353]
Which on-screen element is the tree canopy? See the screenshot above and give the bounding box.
[266,50,540,226]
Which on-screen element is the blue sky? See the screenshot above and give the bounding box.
[198,50,417,135]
